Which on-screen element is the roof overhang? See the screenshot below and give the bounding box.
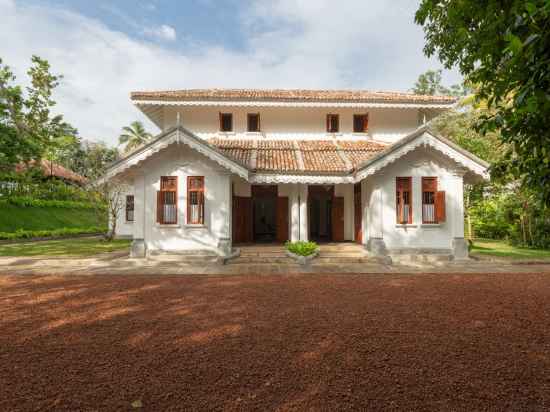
[101,125,488,185]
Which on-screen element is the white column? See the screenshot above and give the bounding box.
[412,176,422,224]
[130,173,146,257]
[290,185,300,242]
[361,179,369,245]
[450,173,465,238]
[299,184,308,241]
[367,180,387,256]
[217,173,232,255]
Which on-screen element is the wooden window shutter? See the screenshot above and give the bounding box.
[219,112,222,131]
[326,114,330,132]
[363,113,369,132]
[435,191,446,222]
[156,191,162,223]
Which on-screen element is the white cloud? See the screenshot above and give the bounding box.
[0,0,461,146]
[143,24,176,41]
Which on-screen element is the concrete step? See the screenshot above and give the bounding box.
[147,250,220,264]
[390,254,452,264]
[315,257,372,264]
[228,256,295,264]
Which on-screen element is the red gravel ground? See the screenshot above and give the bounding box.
[1,273,550,411]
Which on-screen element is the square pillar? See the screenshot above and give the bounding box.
[298,184,308,241]
[366,184,387,256]
[216,173,232,256]
[131,174,146,258]
[290,185,300,242]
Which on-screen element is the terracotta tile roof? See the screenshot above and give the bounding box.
[132,88,457,104]
[16,159,88,185]
[207,138,388,174]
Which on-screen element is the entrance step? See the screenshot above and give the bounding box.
[390,254,453,265]
[147,250,220,264]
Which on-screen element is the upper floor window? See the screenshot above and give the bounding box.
[247,113,261,132]
[187,176,205,224]
[422,177,445,223]
[326,114,339,133]
[157,176,177,224]
[219,113,233,132]
[353,114,369,133]
[396,177,412,224]
[125,195,134,222]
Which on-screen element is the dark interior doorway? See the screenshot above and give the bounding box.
[308,185,334,242]
[252,185,277,242]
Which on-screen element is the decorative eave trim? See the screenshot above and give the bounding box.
[354,127,489,181]
[102,127,249,181]
[250,173,354,184]
[133,100,455,110]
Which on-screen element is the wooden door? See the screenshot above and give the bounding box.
[232,196,252,243]
[354,183,362,244]
[276,197,289,243]
[331,196,345,242]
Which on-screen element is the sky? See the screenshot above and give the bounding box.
[0,0,461,146]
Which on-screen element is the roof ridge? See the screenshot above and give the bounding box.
[292,140,305,171]
[334,141,354,172]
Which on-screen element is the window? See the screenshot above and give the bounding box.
[247,113,260,132]
[353,114,369,133]
[157,176,177,224]
[187,176,205,224]
[396,177,412,224]
[326,114,339,133]
[422,177,446,223]
[125,195,134,222]
[219,113,233,132]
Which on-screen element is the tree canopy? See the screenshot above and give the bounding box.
[415,0,550,206]
[118,121,153,153]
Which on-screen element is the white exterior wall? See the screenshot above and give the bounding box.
[162,106,427,144]
[124,143,232,254]
[363,147,464,250]
[113,185,134,238]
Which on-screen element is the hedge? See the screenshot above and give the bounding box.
[0,226,107,240]
[0,196,102,209]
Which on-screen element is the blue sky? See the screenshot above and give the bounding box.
[2,0,461,145]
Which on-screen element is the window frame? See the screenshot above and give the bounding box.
[187,176,205,225]
[219,112,233,132]
[396,177,412,224]
[353,113,369,133]
[247,113,261,132]
[157,176,178,225]
[125,195,134,222]
[326,114,339,133]
[422,177,438,224]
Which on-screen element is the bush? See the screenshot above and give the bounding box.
[0,196,100,209]
[285,240,318,256]
[0,226,106,240]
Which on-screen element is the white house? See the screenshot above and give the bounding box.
[104,89,488,259]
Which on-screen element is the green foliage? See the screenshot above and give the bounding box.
[0,177,94,202]
[416,0,550,206]
[119,121,153,153]
[0,226,106,240]
[0,197,100,209]
[285,240,318,256]
[471,239,550,260]
[0,203,105,233]
[412,69,472,96]
[0,55,76,174]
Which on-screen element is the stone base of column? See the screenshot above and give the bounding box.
[217,237,232,257]
[451,237,470,260]
[130,239,146,258]
[366,237,388,256]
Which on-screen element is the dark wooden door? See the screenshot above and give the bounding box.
[276,197,289,243]
[331,196,345,242]
[354,183,362,244]
[232,196,252,243]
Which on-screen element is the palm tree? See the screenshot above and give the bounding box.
[118,121,153,153]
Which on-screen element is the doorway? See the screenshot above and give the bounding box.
[252,185,277,242]
[308,185,334,242]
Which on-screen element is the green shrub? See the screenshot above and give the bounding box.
[285,240,318,256]
[0,196,101,209]
[0,226,106,240]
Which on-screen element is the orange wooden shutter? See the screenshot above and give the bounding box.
[331,197,345,241]
[435,191,446,222]
[156,191,162,223]
[363,113,369,132]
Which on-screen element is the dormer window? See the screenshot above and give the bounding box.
[353,114,369,133]
[247,113,260,132]
[326,114,339,133]
[219,113,233,132]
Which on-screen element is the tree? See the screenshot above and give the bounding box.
[0,55,75,175]
[412,69,450,95]
[118,121,152,153]
[415,0,550,206]
[88,179,127,241]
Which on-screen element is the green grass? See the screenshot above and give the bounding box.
[0,204,104,232]
[471,239,550,260]
[0,238,131,257]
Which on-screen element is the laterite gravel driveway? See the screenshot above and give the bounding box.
[1,273,550,411]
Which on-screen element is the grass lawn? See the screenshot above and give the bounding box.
[471,238,550,260]
[0,204,104,232]
[0,238,131,257]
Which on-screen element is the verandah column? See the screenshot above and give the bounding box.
[217,172,232,256]
[130,173,146,258]
[450,170,468,259]
[367,182,388,256]
[298,184,308,241]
